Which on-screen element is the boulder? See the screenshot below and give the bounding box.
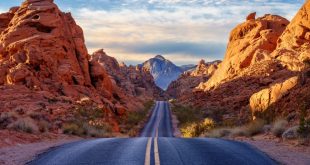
[250,76,299,116]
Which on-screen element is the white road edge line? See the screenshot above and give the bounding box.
[154,137,160,165]
[144,137,152,165]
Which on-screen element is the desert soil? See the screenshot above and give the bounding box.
[235,135,310,165]
[0,130,82,165]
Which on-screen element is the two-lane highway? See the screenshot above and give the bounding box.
[28,101,277,165]
[140,101,173,137]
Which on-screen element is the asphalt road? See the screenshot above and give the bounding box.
[28,101,277,165]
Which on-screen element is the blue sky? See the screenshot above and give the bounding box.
[0,0,305,65]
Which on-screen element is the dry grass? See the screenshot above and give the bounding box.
[7,117,39,133]
[271,119,288,137]
[205,119,265,138]
[62,105,113,137]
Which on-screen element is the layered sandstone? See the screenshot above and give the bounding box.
[272,1,310,71]
[198,14,289,90]
[0,0,138,133]
[91,49,165,102]
[167,60,220,98]
[176,3,310,124]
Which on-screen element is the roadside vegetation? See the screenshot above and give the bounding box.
[119,100,155,137]
[62,105,113,137]
[171,103,215,137]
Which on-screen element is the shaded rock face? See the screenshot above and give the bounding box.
[167,60,220,98]
[91,49,165,102]
[141,55,183,90]
[199,14,289,91]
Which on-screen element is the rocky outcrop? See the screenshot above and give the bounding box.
[167,60,220,98]
[272,1,310,71]
[0,0,139,133]
[176,3,310,125]
[198,14,289,91]
[250,76,299,118]
[91,49,165,101]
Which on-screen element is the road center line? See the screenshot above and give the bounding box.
[144,137,152,165]
[154,137,160,165]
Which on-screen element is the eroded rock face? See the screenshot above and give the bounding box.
[0,0,91,91]
[0,0,134,133]
[250,76,299,118]
[167,60,220,98]
[199,14,289,90]
[91,49,164,101]
[272,1,310,71]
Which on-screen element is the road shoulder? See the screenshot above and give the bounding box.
[0,130,82,165]
[234,135,310,165]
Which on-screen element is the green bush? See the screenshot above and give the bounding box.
[172,104,202,127]
[298,103,310,138]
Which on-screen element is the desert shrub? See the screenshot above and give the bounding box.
[38,120,50,133]
[172,104,202,127]
[206,128,232,138]
[298,98,310,138]
[8,117,38,133]
[231,119,265,137]
[271,119,288,137]
[63,123,81,135]
[63,122,111,137]
[0,112,17,129]
[253,106,276,124]
[62,105,113,137]
[181,118,215,137]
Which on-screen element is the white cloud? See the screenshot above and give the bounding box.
[72,1,303,65]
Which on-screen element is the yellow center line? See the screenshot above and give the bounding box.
[154,137,160,165]
[144,137,152,165]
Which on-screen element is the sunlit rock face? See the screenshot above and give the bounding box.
[0,0,133,132]
[199,14,289,91]
[176,2,310,124]
[272,0,310,71]
[167,60,220,98]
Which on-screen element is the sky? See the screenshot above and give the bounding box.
[0,0,305,65]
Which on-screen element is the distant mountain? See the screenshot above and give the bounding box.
[141,55,184,90]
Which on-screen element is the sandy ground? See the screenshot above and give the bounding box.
[0,138,81,165]
[171,113,182,137]
[0,130,82,165]
[235,135,310,165]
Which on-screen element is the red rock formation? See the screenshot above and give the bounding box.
[167,60,220,98]
[0,0,139,133]
[91,49,164,102]
[199,14,289,91]
[272,1,310,71]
